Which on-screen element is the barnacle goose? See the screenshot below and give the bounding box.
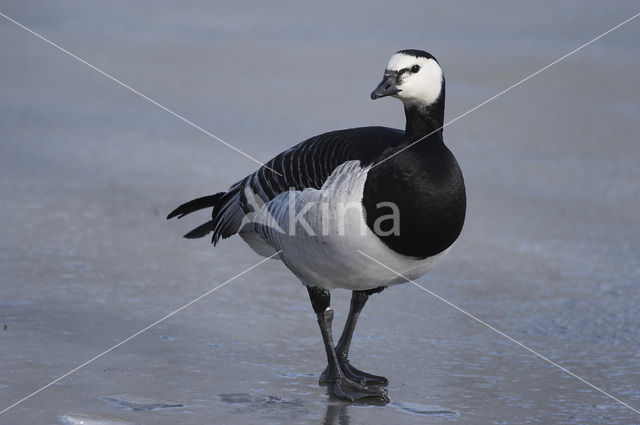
[168,49,466,402]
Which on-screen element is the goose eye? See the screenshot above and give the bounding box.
[410,65,420,73]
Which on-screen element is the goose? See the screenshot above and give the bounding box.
[168,49,466,402]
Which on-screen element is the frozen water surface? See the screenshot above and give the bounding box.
[60,412,135,425]
[100,394,183,411]
[390,401,458,416]
[0,1,639,424]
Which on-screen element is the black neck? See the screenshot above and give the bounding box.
[403,86,445,143]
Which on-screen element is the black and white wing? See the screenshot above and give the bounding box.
[167,126,404,244]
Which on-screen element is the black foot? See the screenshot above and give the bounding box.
[320,359,388,386]
[332,376,389,402]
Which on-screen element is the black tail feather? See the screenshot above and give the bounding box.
[167,193,224,219]
[184,220,215,239]
[169,187,243,242]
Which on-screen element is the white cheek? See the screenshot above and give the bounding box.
[399,67,442,106]
[386,54,443,106]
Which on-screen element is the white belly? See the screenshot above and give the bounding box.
[240,161,452,290]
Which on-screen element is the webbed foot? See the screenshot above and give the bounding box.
[320,359,388,386]
[331,375,389,402]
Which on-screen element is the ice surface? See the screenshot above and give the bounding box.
[100,394,183,411]
[60,412,135,425]
[390,401,458,416]
[1,1,639,424]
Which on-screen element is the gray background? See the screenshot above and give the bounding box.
[1,1,639,424]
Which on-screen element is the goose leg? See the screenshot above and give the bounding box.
[307,286,389,402]
[320,287,388,386]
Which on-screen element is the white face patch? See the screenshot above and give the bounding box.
[386,53,443,107]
